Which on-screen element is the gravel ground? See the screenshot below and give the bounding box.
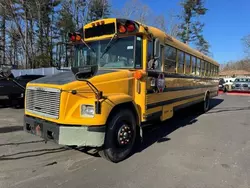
[0,94,250,188]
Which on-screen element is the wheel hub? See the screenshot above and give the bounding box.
[117,124,132,146]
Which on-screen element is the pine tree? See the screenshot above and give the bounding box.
[177,0,210,55]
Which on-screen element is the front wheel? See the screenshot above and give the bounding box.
[99,109,137,163]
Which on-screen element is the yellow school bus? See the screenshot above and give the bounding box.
[23,18,220,163]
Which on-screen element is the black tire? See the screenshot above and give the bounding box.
[99,109,137,163]
[224,85,229,93]
[197,93,210,113]
[223,87,227,93]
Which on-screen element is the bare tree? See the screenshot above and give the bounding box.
[166,11,179,38]
[242,34,250,57]
[115,0,152,24]
[154,14,166,32]
[0,0,7,65]
[153,12,179,38]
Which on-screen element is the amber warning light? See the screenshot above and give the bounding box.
[134,70,143,80]
[117,20,138,34]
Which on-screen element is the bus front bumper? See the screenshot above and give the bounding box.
[23,115,106,147]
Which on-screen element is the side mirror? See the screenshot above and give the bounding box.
[0,67,12,78]
[72,64,99,80]
[154,38,160,58]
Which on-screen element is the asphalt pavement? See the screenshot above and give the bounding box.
[0,94,250,188]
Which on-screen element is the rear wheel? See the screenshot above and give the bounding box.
[99,109,137,163]
[224,85,229,92]
[197,93,210,113]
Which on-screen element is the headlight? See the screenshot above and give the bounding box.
[80,105,95,117]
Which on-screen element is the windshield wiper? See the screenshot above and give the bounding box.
[81,39,96,53]
[100,34,119,58]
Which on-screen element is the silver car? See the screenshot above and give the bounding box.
[231,77,250,92]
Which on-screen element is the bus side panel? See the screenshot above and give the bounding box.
[144,73,218,122]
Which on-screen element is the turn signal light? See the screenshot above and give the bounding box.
[134,70,143,80]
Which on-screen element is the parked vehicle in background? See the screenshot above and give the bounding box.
[0,73,44,102]
[219,78,226,91]
[223,77,236,92]
[231,77,250,92]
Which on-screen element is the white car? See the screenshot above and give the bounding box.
[223,77,236,91]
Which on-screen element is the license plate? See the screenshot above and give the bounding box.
[35,122,43,136]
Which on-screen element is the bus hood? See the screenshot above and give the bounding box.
[29,69,134,95]
[30,69,120,85]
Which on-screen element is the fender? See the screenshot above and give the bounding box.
[102,93,141,125]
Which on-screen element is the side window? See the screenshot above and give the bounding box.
[164,45,177,73]
[196,58,201,76]
[178,50,184,74]
[157,45,163,71]
[185,54,191,74]
[191,56,196,75]
[204,61,208,76]
[207,62,210,76]
[201,60,205,76]
[147,39,161,71]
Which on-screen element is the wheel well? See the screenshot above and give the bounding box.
[107,102,140,127]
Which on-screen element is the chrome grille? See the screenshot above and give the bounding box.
[25,86,61,119]
[235,84,241,87]
[243,84,248,88]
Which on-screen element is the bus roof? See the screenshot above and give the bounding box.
[84,18,219,67]
[145,25,219,66]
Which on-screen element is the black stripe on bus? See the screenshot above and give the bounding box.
[143,90,218,122]
[143,97,204,122]
[146,93,205,109]
[146,84,218,94]
[147,71,218,80]
[143,111,162,121]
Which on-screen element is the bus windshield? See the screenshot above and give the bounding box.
[73,36,137,69]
